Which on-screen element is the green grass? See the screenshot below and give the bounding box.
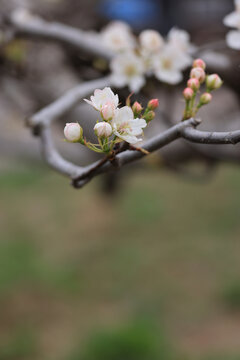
[1,164,240,359]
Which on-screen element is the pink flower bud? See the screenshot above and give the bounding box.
[100,102,115,121]
[200,92,212,105]
[187,78,200,91]
[190,67,206,83]
[183,87,194,100]
[206,74,223,91]
[193,58,206,70]
[144,111,155,122]
[94,122,112,137]
[64,123,83,142]
[132,101,143,115]
[147,99,159,110]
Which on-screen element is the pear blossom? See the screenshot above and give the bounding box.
[101,102,116,121]
[168,27,195,54]
[153,44,192,85]
[110,52,146,92]
[84,87,119,111]
[139,30,164,53]
[64,123,83,142]
[111,106,147,144]
[101,21,136,53]
[223,0,240,49]
[94,122,112,137]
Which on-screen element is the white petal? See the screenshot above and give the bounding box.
[129,76,146,93]
[115,106,134,124]
[223,12,240,29]
[110,74,127,88]
[226,30,240,49]
[155,69,183,84]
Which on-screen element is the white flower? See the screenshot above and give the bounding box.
[94,122,112,137]
[153,44,192,85]
[64,123,83,142]
[224,11,240,28]
[110,52,146,92]
[101,21,136,53]
[223,2,240,49]
[139,30,164,53]
[168,27,195,53]
[84,87,119,111]
[226,30,240,49]
[111,106,147,144]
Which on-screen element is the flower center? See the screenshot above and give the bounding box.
[162,58,172,70]
[125,65,137,77]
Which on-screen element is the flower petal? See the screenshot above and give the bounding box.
[226,30,240,49]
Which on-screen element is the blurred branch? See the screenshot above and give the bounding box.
[5,11,113,60]
[29,76,111,128]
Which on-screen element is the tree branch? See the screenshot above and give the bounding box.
[29,76,111,128]
[181,127,240,144]
[7,12,113,60]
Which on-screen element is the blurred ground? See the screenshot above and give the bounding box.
[1,163,240,359]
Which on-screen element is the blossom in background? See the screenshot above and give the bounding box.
[223,0,240,49]
[99,20,194,91]
[110,52,146,92]
[84,87,119,111]
[168,27,195,54]
[111,106,147,144]
[153,44,192,85]
[139,29,164,53]
[101,21,136,53]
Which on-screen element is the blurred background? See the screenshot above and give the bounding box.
[1,0,240,359]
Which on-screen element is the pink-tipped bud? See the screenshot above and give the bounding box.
[187,78,200,91]
[183,87,194,100]
[147,99,159,110]
[193,58,206,70]
[144,110,155,122]
[206,74,223,91]
[132,101,143,115]
[190,67,206,83]
[200,92,212,105]
[64,123,83,142]
[94,122,112,137]
[100,102,115,121]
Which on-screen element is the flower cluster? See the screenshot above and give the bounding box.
[100,21,194,92]
[223,0,240,49]
[182,59,223,120]
[64,87,159,154]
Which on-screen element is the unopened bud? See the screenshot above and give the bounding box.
[147,98,159,110]
[190,67,206,83]
[183,87,194,100]
[206,74,223,91]
[64,123,83,142]
[94,122,112,137]
[193,58,206,70]
[144,111,155,122]
[101,102,115,121]
[200,92,212,105]
[132,101,143,115]
[187,78,200,91]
